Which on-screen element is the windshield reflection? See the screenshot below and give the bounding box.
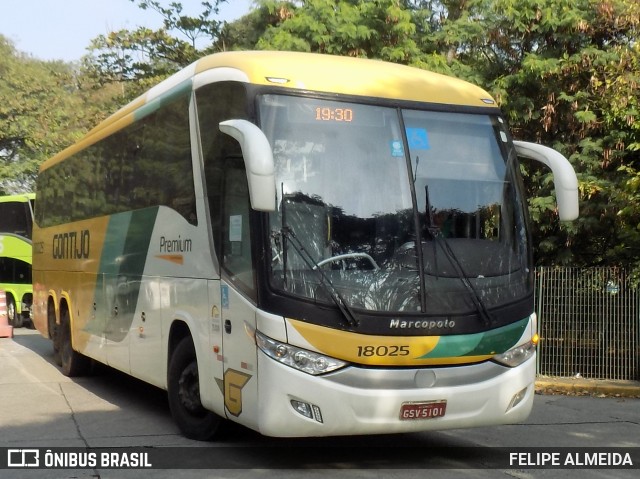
[259,95,530,315]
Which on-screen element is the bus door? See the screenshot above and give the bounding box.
[218,157,259,427]
[219,280,258,426]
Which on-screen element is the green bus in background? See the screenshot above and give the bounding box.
[0,193,35,327]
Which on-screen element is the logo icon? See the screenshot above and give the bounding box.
[8,449,40,467]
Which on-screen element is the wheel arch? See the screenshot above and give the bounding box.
[4,290,16,308]
[58,296,73,346]
[166,321,222,440]
[50,292,73,344]
[168,320,193,374]
[46,293,59,340]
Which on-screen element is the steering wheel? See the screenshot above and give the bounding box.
[314,253,379,270]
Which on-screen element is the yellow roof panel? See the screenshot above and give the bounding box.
[195,51,496,107]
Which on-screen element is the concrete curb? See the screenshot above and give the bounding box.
[535,378,640,398]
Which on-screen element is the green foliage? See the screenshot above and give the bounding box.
[216,3,284,51]
[253,0,421,62]
[0,36,88,193]
[2,0,640,270]
[82,0,229,102]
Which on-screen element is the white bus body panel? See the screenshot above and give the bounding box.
[219,282,260,427]
[256,352,535,437]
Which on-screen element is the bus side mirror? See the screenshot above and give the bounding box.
[514,141,579,221]
[219,119,276,212]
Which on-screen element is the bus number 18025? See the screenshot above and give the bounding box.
[356,345,410,357]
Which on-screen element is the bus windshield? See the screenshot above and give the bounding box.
[259,94,531,316]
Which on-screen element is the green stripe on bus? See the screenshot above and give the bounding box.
[95,207,159,342]
[134,79,192,122]
[418,317,529,359]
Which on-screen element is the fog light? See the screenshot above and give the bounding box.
[507,387,528,412]
[291,400,323,423]
[291,400,313,418]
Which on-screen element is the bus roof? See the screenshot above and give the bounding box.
[196,51,496,105]
[0,193,35,203]
[40,51,498,172]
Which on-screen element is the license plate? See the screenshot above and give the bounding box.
[399,400,447,420]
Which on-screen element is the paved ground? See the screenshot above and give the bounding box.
[1,328,639,478]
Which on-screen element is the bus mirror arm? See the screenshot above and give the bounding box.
[513,141,579,221]
[219,119,277,212]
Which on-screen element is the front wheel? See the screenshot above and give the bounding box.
[168,337,222,441]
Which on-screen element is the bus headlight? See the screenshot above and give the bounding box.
[256,331,348,375]
[492,340,536,368]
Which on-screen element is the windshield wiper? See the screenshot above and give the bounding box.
[279,226,359,328]
[425,186,493,327]
[276,185,358,328]
[427,228,493,327]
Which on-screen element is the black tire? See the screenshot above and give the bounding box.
[50,303,62,366]
[59,309,90,377]
[168,336,222,441]
[6,295,23,328]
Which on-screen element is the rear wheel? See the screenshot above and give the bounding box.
[6,295,23,328]
[168,336,222,441]
[49,302,61,366]
[58,309,90,377]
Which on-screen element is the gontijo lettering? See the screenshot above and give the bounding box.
[52,230,90,259]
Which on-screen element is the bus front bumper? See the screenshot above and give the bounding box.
[256,351,535,437]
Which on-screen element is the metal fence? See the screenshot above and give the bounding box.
[535,267,640,380]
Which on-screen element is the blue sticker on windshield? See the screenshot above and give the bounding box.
[221,284,229,309]
[406,128,430,150]
[390,140,404,157]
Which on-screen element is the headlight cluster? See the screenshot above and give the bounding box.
[492,340,536,367]
[256,331,347,375]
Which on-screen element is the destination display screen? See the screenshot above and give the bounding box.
[264,95,385,126]
[314,106,354,122]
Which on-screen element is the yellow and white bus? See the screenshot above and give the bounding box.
[32,51,578,440]
[0,193,35,327]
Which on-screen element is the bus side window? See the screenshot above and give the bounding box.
[195,81,255,299]
[0,201,30,238]
[221,156,256,298]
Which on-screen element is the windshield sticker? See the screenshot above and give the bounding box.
[229,215,242,242]
[406,128,431,150]
[390,140,404,157]
[221,284,229,309]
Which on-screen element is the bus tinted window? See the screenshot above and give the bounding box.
[36,93,196,227]
[0,257,32,285]
[195,82,255,298]
[0,201,32,238]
